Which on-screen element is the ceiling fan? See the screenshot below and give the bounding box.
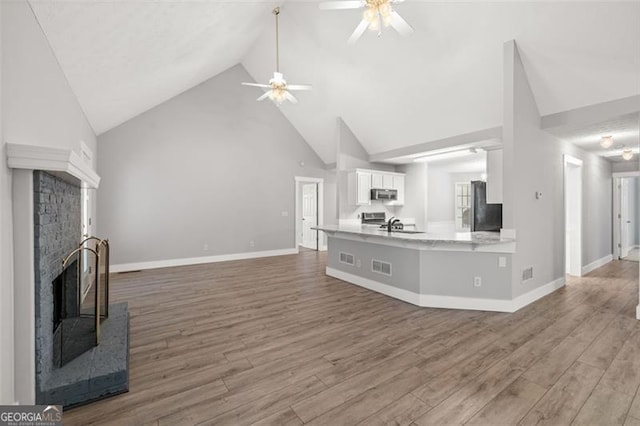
[241,7,312,105]
[319,0,414,44]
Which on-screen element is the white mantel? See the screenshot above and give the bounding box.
[6,143,100,188]
[7,142,100,404]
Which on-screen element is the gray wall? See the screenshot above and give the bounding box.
[97,64,334,265]
[0,2,97,404]
[504,41,613,298]
[612,160,640,174]
[336,118,397,222]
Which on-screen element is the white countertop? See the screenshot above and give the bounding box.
[314,224,515,246]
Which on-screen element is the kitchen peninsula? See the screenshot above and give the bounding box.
[315,224,521,312]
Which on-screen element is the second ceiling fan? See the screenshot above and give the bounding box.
[320,0,414,44]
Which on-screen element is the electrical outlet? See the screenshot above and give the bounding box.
[281,211,289,217]
[474,276,482,287]
[203,244,209,251]
[498,256,507,268]
[249,240,255,248]
[356,259,361,268]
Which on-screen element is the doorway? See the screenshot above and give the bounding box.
[295,177,325,251]
[564,155,583,276]
[613,173,640,261]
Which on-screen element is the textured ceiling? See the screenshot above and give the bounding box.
[29,1,640,164]
[29,0,278,134]
[546,113,640,163]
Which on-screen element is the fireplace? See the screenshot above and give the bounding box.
[51,259,96,368]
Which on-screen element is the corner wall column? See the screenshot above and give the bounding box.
[12,169,35,404]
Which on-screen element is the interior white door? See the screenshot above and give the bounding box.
[621,179,631,258]
[564,157,582,277]
[301,183,318,250]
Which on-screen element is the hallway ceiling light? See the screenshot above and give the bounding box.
[319,0,414,44]
[600,135,614,149]
[241,7,312,105]
[622,148,634,160]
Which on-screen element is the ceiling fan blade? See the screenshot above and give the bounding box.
[287,84,313,91]
[348,19,369,44]
[257,91,272,101]
[242,82,271,88]
[319,1,364,10]
[389,10,414,37]
[285,91,298,104]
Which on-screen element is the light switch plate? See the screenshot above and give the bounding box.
[498,256,507,268]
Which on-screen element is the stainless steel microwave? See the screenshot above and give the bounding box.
[370,188,398,201]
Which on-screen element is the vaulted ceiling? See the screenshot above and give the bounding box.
[30,1,640,164]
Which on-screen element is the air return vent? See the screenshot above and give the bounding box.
[522,267,533,282]
[339,252,355,266]
[372,259,392,276]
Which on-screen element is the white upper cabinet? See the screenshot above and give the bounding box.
[393,175,405,205]
[382,174,394,189]
[371,173,383,189]
[349,169,405,206]
[349,170,372,205]
[486,149,503,204]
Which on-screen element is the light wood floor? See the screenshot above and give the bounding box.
[63,252,640,426]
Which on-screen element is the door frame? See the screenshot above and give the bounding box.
[295,177,325,251]
[564,155,583,277]
[613,171,640,260]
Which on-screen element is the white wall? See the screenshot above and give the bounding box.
[504,41,613,299]
[97,64,334,266]
[396,163,428,229]
[1,1,97,404]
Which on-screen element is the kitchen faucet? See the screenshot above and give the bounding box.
[387,217,401,232]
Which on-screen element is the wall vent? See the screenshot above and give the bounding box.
[372,259,392,276]
[522,267,534,282]
[339,252,355,266]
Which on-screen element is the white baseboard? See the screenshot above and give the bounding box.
[581,254,613,275]
[326,267,565,313]
[511,277,566,312]
[111,248,299,273]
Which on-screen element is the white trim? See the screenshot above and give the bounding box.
[326,267,565,313]
[295,176,325,251]
[636,304,640,321]
[12,170,36,405]
[612,171,640,178]
[511,277,566,312]
[6,143,100,188]
[564,154,583,277]
[581,254,613,275]
[111,248,299,273]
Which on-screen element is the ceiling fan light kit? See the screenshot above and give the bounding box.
[319,0,414,44]
[241,7,312,105]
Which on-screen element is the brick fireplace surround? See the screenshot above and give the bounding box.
[7,144,129,407]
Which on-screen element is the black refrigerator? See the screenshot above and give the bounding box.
[470,181,503,232]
